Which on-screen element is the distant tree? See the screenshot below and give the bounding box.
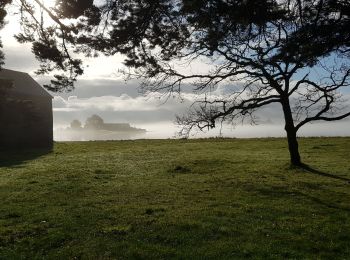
[84,115,104,130]
[2,0,350,166]
[70,119,82,130]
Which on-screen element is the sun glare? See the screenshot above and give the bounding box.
[44,0,56,8]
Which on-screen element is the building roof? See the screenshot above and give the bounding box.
[0,69,53,98]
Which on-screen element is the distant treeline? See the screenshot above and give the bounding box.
[69,115,146,132]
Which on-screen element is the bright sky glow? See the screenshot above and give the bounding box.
[43,0,56,8]
[1,1,350,140]
[27,0,56,9]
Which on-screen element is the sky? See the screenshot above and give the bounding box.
[1,4,350,140]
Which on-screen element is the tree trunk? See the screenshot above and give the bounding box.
[285,124,301,166]
[281,98,302,166]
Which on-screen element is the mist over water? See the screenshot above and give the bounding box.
[53,120,350,141]
[54,122,180,141]
[51,88,350,142]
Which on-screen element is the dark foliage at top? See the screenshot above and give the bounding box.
[0,0,350,165]
[0,0,11,68]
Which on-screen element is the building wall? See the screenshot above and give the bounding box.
[0,93,53,148]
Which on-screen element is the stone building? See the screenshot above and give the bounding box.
[0,69,53,148]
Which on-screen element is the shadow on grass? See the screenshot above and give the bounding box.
[0,147,52,168]
[251,163,350,212]
[253,186,350,212]
[300,163,350,183]
[300,192,350,212]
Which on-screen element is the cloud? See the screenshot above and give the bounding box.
[2,9,350,139]
[52,93,192,129]
[52,90,350,125]
[3,43,40,73]
[54,93,189,112]
[53,96,68,108]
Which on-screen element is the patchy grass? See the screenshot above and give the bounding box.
[0,137,349,259]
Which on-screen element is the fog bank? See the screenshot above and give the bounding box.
[54,120,350,141]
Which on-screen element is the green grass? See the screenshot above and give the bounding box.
[0,138,349,259]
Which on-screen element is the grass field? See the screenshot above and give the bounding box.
[0,138,349,259]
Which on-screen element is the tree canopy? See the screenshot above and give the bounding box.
[1,0,350,165]
[70,119,82,130]
[84,114,104,130]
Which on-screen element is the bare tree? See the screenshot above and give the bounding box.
[1,0,350,165]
